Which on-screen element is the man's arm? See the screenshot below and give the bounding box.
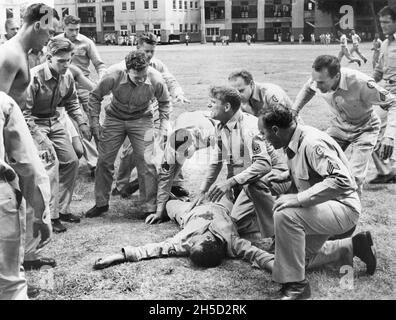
[23,74,40,129]
[264,87,292,110]
[296,141,357,207]
[154,81,171,135]
[69,64,95,91]
[87,39,106,79]
[63,77,85,126]
[0,55,18,94]
[199,143,223,193]
[373,44,385,82]
[231,236,273,271]
[291,78,316,114]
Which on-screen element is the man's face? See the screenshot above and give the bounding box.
[33,18,56,50]
[189,231,218,249]
[128,67,148,85]
[138,42,156,62]
[258,118,284,149]
[380,15,396,36]
[6,20,19,38]
[64,23,80,42]
[312,68,339,93]
[48,51,73,75]
[351,30,356,35]
[229,76,253,103]
[208,96,227,122]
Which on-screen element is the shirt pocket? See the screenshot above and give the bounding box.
[387,49,396,67]
[291,164,311,191]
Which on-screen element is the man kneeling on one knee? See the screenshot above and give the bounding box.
[255,104,377,300]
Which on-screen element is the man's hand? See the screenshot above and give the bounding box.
[266,171,290,185]
[207,178,237,203]
[145,212,167,225]
[379,137,394,160]
[186,191,206,213]
[174,95,190,104]
[92,125,102,144]
[33,221,51,249]
[273,194,301,212]
[79,124,92,141]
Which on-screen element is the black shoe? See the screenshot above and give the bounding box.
[51,218,67,233]
[352,231,377,275]
[27,285,40,298]
[23,257,56,271]
[123,179,139,197]
[278,280,311,300]
[85,205,109,218]
[363,58,368,64]
[356,60,361,67]
[328,225,356,241]
[369,174,396,184]
[60,213,81,223]
[171,186,190,198]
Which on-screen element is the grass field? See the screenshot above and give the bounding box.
[27,42,396,300]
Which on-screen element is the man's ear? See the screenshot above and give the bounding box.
[46,53,52,62]
[272,125,280,136]
[33,21,41,32]
[224,102,232,112]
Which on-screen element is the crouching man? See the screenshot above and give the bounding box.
[94,198,275,270]
[256,105,377,300]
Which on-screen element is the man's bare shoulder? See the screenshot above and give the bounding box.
[0,41,25,71]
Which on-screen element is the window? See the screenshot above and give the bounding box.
[144,1,149,9]
[190,24,193,32]
[131,24,136,33]
[130,1,135,10]
[144,24,150,32]
[190,1,193,9]
[206,27,220,36]
[185,23,188,32]
[62,8,69,17]
[184,1,187,10]
[179,1,182,9]
[195,1,198,9]
[153,0,158,9]
[179,24,183,32]
[122,2,126,10]
[173,0,176,9]
[153,24,161,30]
[120,25,128,36]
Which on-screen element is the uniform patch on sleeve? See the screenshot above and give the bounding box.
[315,145,325,157]
[327,161,340,175]
[252,140,262,155]
[367,80,376,89]
[380,89,390,101]
[272,95,279,103]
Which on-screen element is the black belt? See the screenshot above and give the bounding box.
[32,113,57,118]
[385,79,396,84]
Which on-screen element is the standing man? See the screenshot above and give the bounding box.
[371,33,382,70]
[55,15,106,177]
[336,30,361,66]
[24,38,91,232]
[192,86,288,239]
[370,6,396,184]
[246,34,252,45]
[257,105,376,300]
[228,70,292,117]
[4,19,19,41]
[185,33,190,46]
[292,55,396,197]
[85,50,170,218]
[112,32,190,198]
[310,33,315,45]
[350,30,368,64]
[298,33,304,44]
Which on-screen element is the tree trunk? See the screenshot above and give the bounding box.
[369,0,380,34]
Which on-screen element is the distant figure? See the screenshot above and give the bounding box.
[234,33,238,42]
[221,35,226,45]
[350,29,368,64]
[278,33,282,44]
[246,34,252,45]
[310,33,315,44]
[212,34,217,45]
[226,35,230,45]
[298,33,304,44]
[185,33,190,46]
[371,33,382,69]
[290,34,295,44]
[4,18,20,40]
[325,33,331,45]
[252,34,256,43]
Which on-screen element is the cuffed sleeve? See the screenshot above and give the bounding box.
[292,78,317,114]
[122,240,187,262]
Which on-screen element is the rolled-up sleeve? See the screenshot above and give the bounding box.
[63,77,85,126]
[292,78,317,113]
[88,40,106,79]
[231,236,274,269]
[154,81,171,134]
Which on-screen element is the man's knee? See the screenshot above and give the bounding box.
[274,208,299,229]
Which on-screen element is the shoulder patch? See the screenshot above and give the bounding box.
[367,80,376,89]
[252,140,262,155]
[272,95,279,103]
[327,161,340,175]
[161,162,170,173]
[315,145,325,157]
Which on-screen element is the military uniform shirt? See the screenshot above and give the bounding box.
[373,33,396,87]
[287,124,361,211]
[293,67,396,139]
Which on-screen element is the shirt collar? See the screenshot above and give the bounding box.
[334,69,348,91]
[219,109,243,132]
[250,82,261,102]
[64,33,83,42]
[286,124,303,156]
[43,62,59,81]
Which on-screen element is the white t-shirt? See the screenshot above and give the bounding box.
[340,34,347,47]
[351,34,360,45]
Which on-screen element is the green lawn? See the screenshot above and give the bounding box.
[27,42,396,300]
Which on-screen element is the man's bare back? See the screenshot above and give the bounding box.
[0,39,31,106]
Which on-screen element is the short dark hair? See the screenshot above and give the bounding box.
[5,18,18,30]
[259,104,295,129]
[137,32,157,46]
[209,86,241,112]
[312,55,340,78]
[47,38,74,56]
[125,50,149,71]
[23,3,59,25]
[228,69,254,85]
[63,15,81,25]
[189,234,226,268]
[378,6,396,22]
